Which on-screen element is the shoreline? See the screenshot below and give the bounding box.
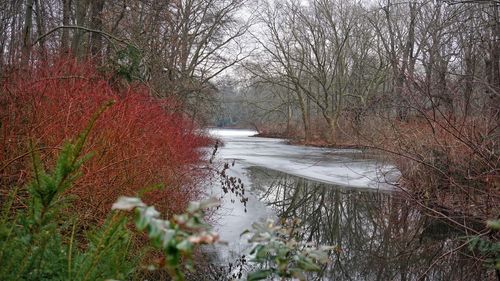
[252,132,368,150]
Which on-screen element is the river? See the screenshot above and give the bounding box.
[199,128,490,281]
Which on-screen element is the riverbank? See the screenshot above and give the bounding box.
[253,131,366,149]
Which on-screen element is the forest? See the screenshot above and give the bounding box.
[0,0,498,280]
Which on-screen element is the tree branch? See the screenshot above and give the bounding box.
[32,25,137,49]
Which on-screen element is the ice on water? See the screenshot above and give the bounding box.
[209,128,397,190]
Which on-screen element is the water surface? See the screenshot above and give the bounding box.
[203,129,489,281]
[209,128,397,189]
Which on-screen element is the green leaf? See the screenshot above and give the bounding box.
[176,240,193,252]
[297,257,321,272]
[247,269,274,281]
[135,212,149,230]
[255,245,269,260]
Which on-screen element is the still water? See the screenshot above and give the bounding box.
[202,129,490,281]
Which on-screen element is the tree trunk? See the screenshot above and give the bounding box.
[326,116,336,145]
[61,0,71,51]
[90,0,105,57]
[21,0,34,66]
[286,92,292,137]
[463,42,475,117]
[34,0,46,60]
[72,0,89,58]
[489,3,500,119]
[296,90,310,142]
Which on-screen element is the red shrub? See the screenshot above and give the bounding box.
[0,58,211,221]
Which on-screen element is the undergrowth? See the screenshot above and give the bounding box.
[0,57,211,223]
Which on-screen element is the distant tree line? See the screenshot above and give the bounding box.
[237,0,499,142]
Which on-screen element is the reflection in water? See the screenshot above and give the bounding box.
[246,166,490,281]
